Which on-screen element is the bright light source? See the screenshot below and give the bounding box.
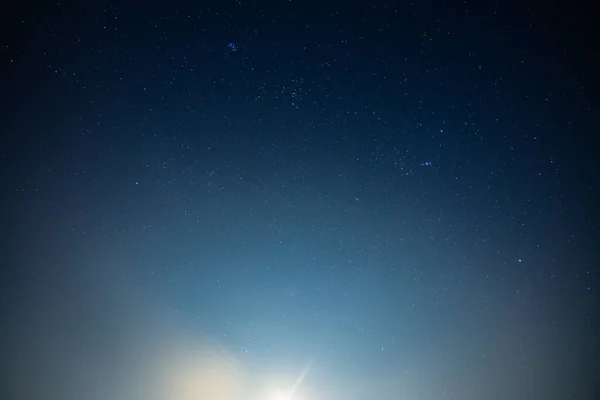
[267,389,292,400]
[265,387,306,400]
[262,362,314,400]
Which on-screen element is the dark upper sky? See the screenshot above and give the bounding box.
[1,1,598,400]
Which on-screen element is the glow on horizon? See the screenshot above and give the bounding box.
[264,360,315,400]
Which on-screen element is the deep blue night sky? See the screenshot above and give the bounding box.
[1,1,598,399]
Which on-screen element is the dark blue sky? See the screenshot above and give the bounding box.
[1,1,598,399]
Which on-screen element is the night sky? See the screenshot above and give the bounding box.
[1,1,598,400]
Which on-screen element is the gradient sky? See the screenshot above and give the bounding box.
[1,1,598,400]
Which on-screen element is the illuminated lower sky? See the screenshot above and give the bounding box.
[1,1,598,400]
